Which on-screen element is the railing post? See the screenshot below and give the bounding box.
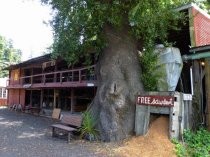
[60,72,62,83]
[31,75,33,84]
[79,70,81,82]
[21,77,23,85]
[43,74,46,84]
[54,73,56,83]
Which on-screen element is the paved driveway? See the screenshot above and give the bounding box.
[0,108,104,157]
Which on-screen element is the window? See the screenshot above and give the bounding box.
[0,88,7,99]
[3,88,7,98]
[0,88,2,98]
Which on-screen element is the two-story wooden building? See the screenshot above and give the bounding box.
[6,54,97,115]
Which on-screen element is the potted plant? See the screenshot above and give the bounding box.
[80,111,99,141]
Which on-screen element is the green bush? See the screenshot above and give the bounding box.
[79,111,99,141]
[173,128,210,157]
[140,48,160,91]
[172,139,187,157]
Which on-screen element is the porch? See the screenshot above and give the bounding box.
[7,65,97,89]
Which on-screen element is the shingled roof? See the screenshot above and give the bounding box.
[6,54,52,70]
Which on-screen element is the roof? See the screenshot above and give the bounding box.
[189,45,210,53]
[182,45,210,61]
[7,54,52,70]
[176,3,210,19]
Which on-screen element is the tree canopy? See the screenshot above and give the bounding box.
[0,35,21,77]
[42,0,194,65]
[41,0,210,141]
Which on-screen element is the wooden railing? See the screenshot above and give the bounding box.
[7,65,96,87]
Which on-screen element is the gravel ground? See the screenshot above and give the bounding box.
[0,107,108,157]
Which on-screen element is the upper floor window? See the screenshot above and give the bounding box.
[0,88,7,99]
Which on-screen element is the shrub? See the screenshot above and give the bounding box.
[173,128,210,157]
[79,111,99,141]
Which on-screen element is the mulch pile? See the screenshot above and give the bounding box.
[114,116,176,157]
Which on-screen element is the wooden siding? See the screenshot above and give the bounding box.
[0,99,7,106]
[8,89,20,105]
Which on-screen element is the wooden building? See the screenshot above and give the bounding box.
[184,45,210,131]
[6,54,97,115]
[169,3,210,130]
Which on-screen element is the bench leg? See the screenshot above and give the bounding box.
[68,132,71,143]
[52,127,56,137]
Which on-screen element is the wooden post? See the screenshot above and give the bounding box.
[54,64,57,82]
[40,89,43,108]
[53,89,57,108]
[189,7,196,47]
[42,64,44,84]
[31,68,33,84]
[72,71,74,82]
[30,90,33,106]
[71,88,75,113]
[18,89,20,104]
[79,70,81,82]
[60,73,62,83]
[135,105,150,136]
[192,61,203,128]
[205,59,210,131]
[19,68,21,85]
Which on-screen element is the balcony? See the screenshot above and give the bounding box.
[7,65,97,89]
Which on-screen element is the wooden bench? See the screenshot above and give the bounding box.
[51,114,82,143]
[30,107,41,114]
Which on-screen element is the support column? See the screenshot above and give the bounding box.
[54,63,57,82]
[205,59,210,131]
[189,7,196,47]
[40,89,43,108]
[31,68,34,84]
[192,61,203,128]
[71,88,75,113]
[53,89,57,108]
[30,90,33,106]
[19,89,20,104]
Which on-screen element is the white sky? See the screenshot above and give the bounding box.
[0,0,53,61]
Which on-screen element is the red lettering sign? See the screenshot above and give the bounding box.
[136,95,174,107]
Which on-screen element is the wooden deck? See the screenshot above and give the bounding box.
[7,65,97,89]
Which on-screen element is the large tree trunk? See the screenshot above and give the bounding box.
[90,25,144,142]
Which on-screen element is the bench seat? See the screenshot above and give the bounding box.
[50,114,82,143]
[51,124,77,132]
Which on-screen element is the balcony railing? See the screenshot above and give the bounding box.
[7,65,97,88]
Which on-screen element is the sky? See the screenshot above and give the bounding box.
[0,0,53,61]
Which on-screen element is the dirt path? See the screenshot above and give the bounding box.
[0,108,104,157]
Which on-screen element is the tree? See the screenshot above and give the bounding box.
[0,35,21,78]
[193,0,210,13]
[42,0,194,141]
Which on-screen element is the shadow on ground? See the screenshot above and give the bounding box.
[0,108,111,157]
